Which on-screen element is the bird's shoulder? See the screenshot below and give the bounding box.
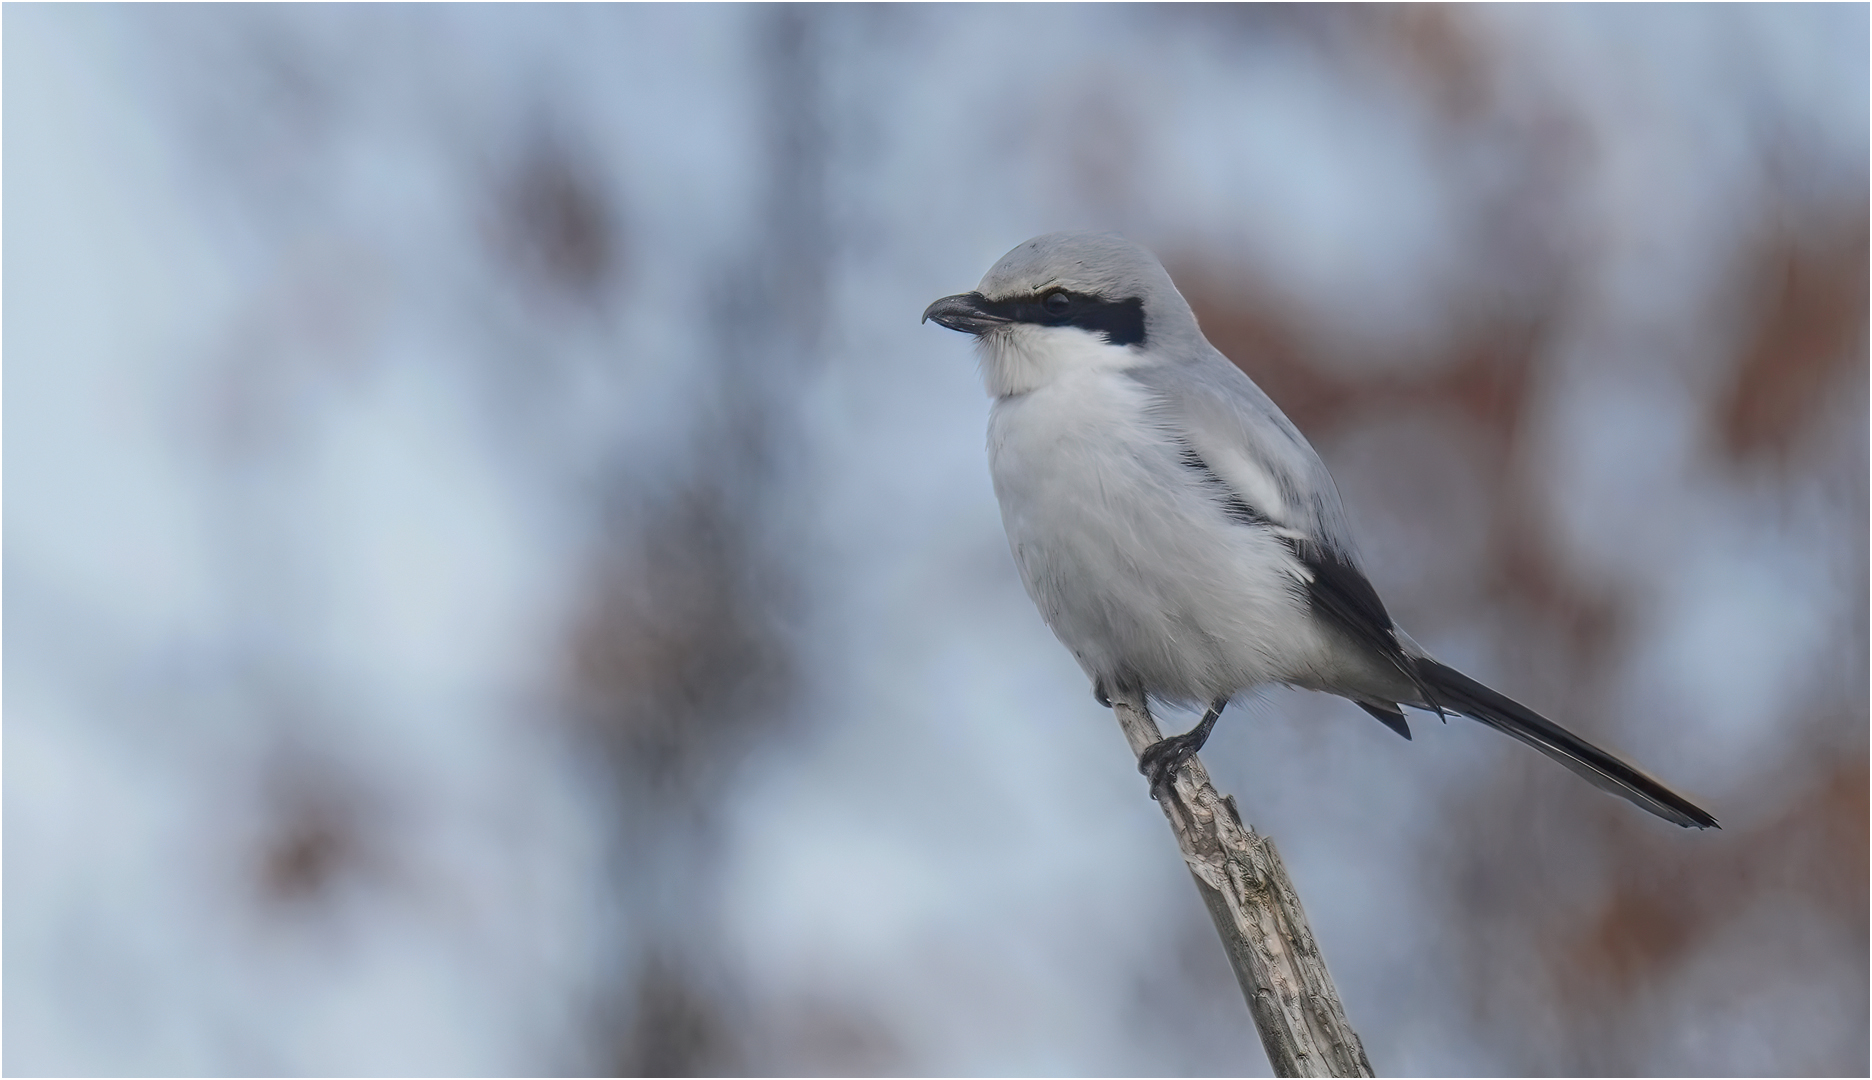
[1123,353,1346,542]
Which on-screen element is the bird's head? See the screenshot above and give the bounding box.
[922,232,1202,396]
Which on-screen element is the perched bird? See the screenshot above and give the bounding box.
[923,232,1717,829]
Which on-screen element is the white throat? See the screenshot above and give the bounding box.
[976,323,1140,397]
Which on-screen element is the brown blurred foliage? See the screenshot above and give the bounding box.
[1718,211,1869,463]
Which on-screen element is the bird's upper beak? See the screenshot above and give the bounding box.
[922,292,1008,336]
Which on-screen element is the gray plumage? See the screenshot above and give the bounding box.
[924,231,1718,830]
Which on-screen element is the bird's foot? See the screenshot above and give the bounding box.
[1093,679,1112,708]
[1138,731,1203,800]
[1136,697,1228,801]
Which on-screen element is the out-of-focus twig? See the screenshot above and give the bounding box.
[1110,689,1374,1078]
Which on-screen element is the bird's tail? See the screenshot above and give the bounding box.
[1415,659,1719,830]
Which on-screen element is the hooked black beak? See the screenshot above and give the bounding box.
[922,292,1009,336]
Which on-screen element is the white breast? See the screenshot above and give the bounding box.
[985,359,1328,705]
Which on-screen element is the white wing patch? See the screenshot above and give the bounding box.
[1199,441,1292,527]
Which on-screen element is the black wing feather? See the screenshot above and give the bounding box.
[1357,701,1413,741]
[1279,534,1445,718]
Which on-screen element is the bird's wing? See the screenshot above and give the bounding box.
[1127,353,1439,719]
[1125,352,1350,547]
[1128,356,1717,828]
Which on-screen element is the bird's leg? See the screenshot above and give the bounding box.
[1139,697,1229,801]
[1095,673,1140,708]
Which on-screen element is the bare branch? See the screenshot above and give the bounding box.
[1111,690,1375,1078]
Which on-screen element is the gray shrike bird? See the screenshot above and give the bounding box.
[923,231,1717,829]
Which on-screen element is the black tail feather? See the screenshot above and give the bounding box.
[1415,659,1719,830]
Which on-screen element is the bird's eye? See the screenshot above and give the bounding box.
[1043,291,1071,315]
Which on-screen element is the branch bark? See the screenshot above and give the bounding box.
[1110,689,1375,1078]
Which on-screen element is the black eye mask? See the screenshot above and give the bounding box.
[979,289,1147,347]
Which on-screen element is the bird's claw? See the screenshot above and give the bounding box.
[1138,732,1200,801]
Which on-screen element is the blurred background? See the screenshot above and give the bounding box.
[6,4,1865,1075]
